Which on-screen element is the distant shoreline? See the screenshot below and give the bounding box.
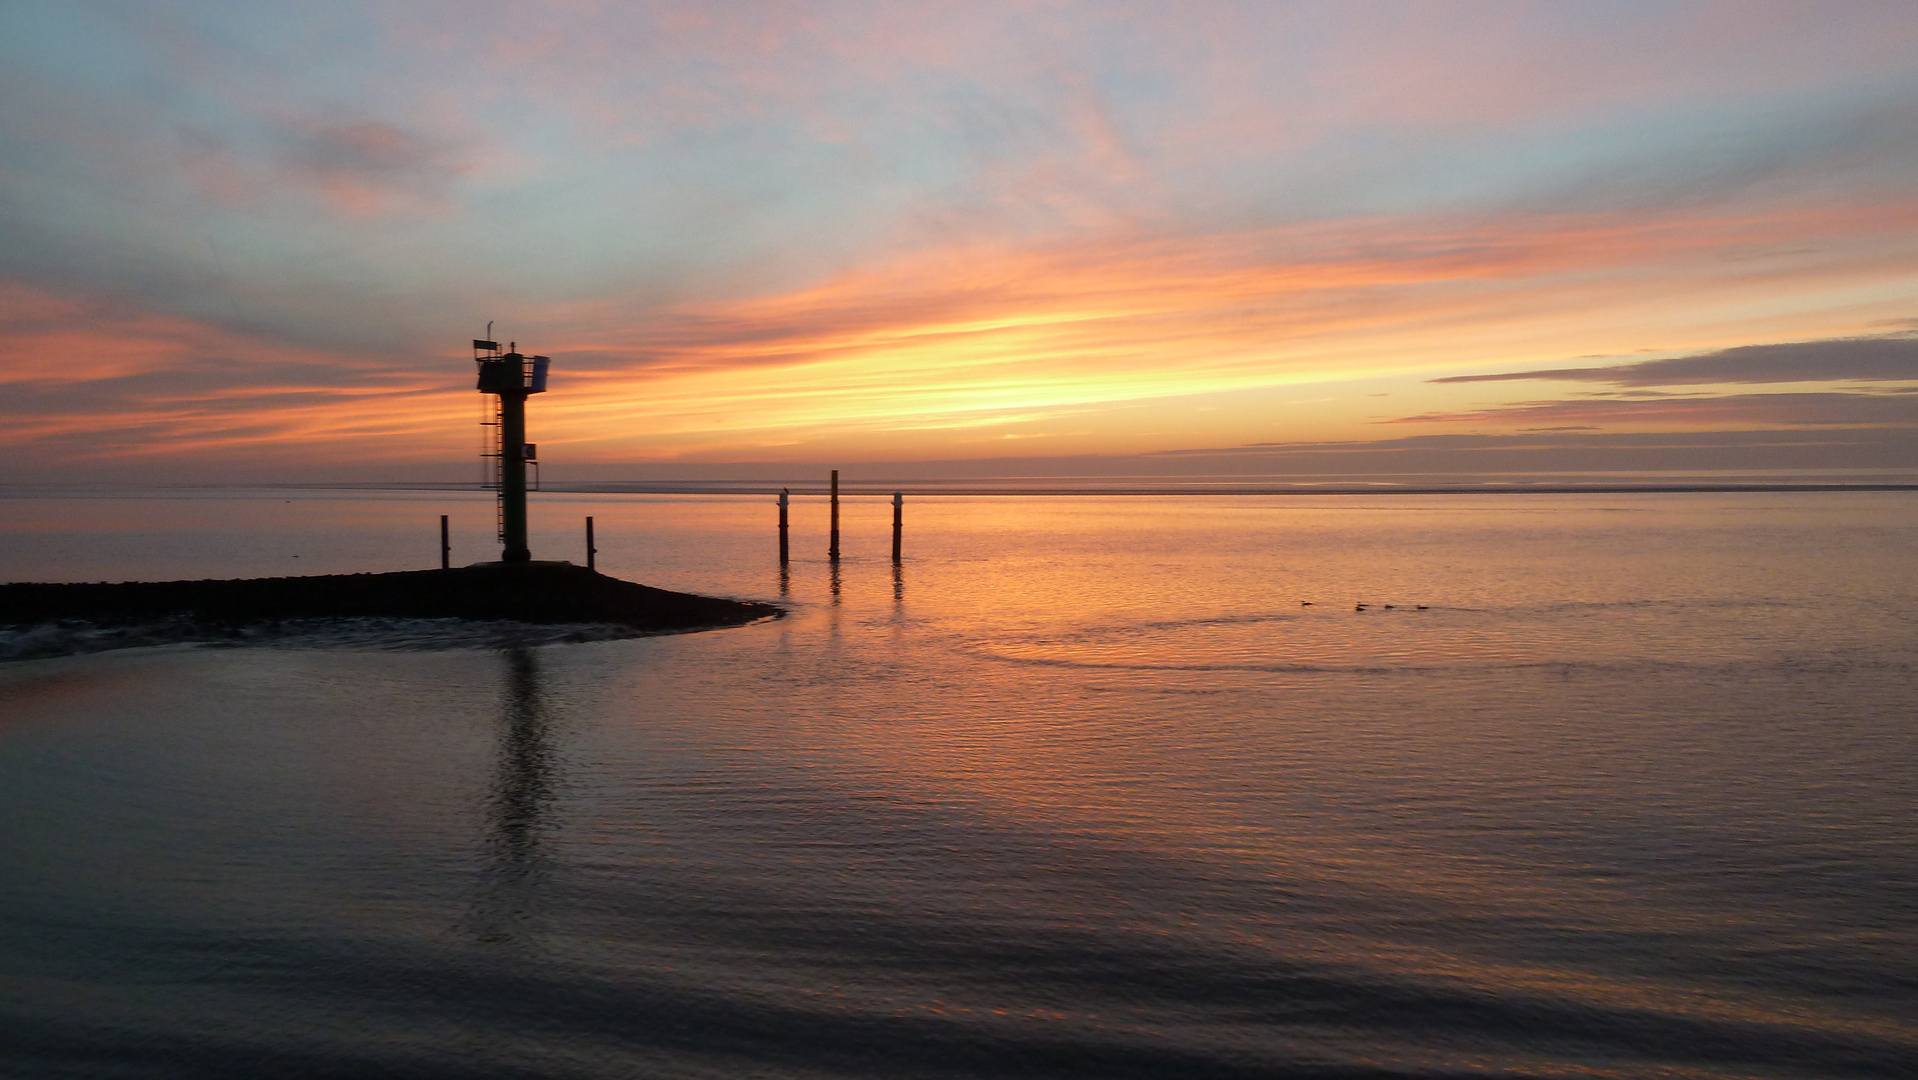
[6,482,1915,498]
[531,482,1918,496]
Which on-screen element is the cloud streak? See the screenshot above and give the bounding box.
[1389,391,1918,430]
[1433,335,1918,387]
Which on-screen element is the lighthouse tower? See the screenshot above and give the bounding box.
[473,336,550,563]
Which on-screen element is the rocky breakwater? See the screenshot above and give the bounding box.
[0,562,779,659]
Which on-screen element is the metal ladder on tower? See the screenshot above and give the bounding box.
[480,394,504,542]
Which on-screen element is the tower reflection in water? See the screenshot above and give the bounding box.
[472,646,557,946]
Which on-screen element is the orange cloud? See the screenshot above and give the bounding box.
[7,192,1918,476]
[517,197,1918,459]
[0,285,468,470]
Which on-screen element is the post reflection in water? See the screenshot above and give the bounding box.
[471,646,557,947]
[778,563,790,597]
[892,560,903,603]
[829,559,842,605]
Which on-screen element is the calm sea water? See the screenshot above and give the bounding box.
[2,489,1915,1078]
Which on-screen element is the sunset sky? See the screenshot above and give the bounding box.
[4,1,1917,482]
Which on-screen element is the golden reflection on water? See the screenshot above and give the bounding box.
[645,492,1918,1058]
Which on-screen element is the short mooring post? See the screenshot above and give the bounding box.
[585,516,596,571]
[778,488,790,565]
[440,515,450,570]
[892,491,903,563]
[829,470,840,562]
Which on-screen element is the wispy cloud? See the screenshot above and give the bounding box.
[180,114,475,218]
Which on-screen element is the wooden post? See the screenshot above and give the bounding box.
[778,488,790,565]
[585,516,596,571]
[891,491,902,563]
[829,470,840,562]
[440,515,450,570]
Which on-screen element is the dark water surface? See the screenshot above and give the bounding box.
[2,491,1915,1078]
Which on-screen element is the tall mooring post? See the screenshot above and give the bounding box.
[585,516,596,571]
[778,488,790,565]
[829,470,840,562]
[474,336,550,563]
[892,491,903,563]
